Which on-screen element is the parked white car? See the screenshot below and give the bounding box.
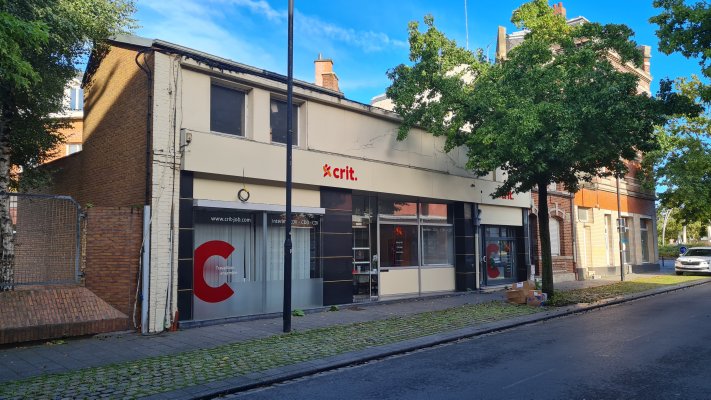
[675,247,711,275]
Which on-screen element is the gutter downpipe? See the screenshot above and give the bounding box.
[141,206,151,334]
[136,49,154,333]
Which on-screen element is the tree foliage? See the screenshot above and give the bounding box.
[386,0,694,295]
[0,0,136,188]
[644,76,711,224]
[651,0,711,102]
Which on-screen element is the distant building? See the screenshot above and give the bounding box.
[497,2,658,280]
[47,73,84,163]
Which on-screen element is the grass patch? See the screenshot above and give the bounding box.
[548,275,706,306]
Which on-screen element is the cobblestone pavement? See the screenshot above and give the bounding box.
[0,301,539,399]
[0,272,698,399]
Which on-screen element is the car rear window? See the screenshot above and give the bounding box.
[684,249,711,257]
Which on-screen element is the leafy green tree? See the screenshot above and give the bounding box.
[646,76,711,226]
[651,0,711,102]
[0,0,135,290]
[386,0,694,296]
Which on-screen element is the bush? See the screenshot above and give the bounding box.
[659,241,709,257]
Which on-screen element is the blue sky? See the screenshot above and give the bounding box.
[135,0,706,104]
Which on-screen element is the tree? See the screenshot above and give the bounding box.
[645,76,711,226]
[0,0,135,291]
[386,0,692,296]
[650,0,711,102]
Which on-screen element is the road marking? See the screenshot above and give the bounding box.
[503,368,555,390]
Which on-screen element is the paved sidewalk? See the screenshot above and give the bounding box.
[0,273,703,399]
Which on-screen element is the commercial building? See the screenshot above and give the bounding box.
[45,35,534,333]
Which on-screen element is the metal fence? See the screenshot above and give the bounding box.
[1,193,84,287]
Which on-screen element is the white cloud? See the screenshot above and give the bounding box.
[295,11,408,53]
[223,0,285,21]
[138,0,278,70]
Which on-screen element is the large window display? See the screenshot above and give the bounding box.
[377,198,455,296]
[192,208,321,320]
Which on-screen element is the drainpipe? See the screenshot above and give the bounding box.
[135,49,154,333]
[570,192,578,278]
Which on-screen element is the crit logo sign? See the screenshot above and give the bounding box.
[193,240,235,303]
[323,163,357,181]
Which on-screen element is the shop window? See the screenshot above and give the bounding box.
[192,209,322,320]
[210,84,245,136]
[378,198,417,219]
[270,98,299,145]
[379,224,419,267]
[421,225,454,265]
[549,218,561,256]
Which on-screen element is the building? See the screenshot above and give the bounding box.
[44,35,534,333]
[496,2,659,280]
[47,73,84,163]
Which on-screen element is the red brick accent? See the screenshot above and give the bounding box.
[0,285,127,345]
[84,207,143,325]
[531,186,576,275]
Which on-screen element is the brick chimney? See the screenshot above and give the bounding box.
[641,45,652,74]
[495,26,507,61]
[552,2,566,19]
[314,53,340,92]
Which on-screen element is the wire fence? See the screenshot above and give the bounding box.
[2,193,84,287]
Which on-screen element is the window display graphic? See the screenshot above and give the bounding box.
[194,240,235,303]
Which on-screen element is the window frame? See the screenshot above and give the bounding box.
[210,81,247,137]
[549,217,561,256]
[269,97,301,146]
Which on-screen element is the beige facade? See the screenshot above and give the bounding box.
[76,36,533,333]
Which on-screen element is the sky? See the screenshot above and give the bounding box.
[135,0,706,105]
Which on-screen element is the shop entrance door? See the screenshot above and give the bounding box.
[352,216,378,302]
[482,226,518,286]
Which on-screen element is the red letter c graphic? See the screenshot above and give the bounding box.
[194,240,235,303]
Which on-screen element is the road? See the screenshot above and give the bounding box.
[224,282,711,400]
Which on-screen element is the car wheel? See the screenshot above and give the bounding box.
[675,271,683,276]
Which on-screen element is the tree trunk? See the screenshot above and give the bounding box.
[0,108,14,291]
[537,182,554,297]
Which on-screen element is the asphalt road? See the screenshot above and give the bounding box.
[224,282,711,400]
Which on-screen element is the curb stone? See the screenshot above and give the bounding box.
[152,278,711,400]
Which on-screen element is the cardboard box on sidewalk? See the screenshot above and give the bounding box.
[506,280,537,304]
[526,290,548,307]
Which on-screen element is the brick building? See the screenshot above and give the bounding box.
[496,3,659,281]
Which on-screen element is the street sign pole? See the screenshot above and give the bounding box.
[283,0,294,333]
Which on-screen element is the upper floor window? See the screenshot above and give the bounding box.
[66,144,82,155]
[270,98,299,145]
[69,87,83,111]
[210,84,245,136]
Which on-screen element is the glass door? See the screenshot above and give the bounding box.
[482,226,517,286]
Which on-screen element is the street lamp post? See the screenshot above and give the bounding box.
[283,0,294,333]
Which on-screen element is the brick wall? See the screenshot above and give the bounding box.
[44,44,149,208]
[531,185,576,275]
[84,206,143,330]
